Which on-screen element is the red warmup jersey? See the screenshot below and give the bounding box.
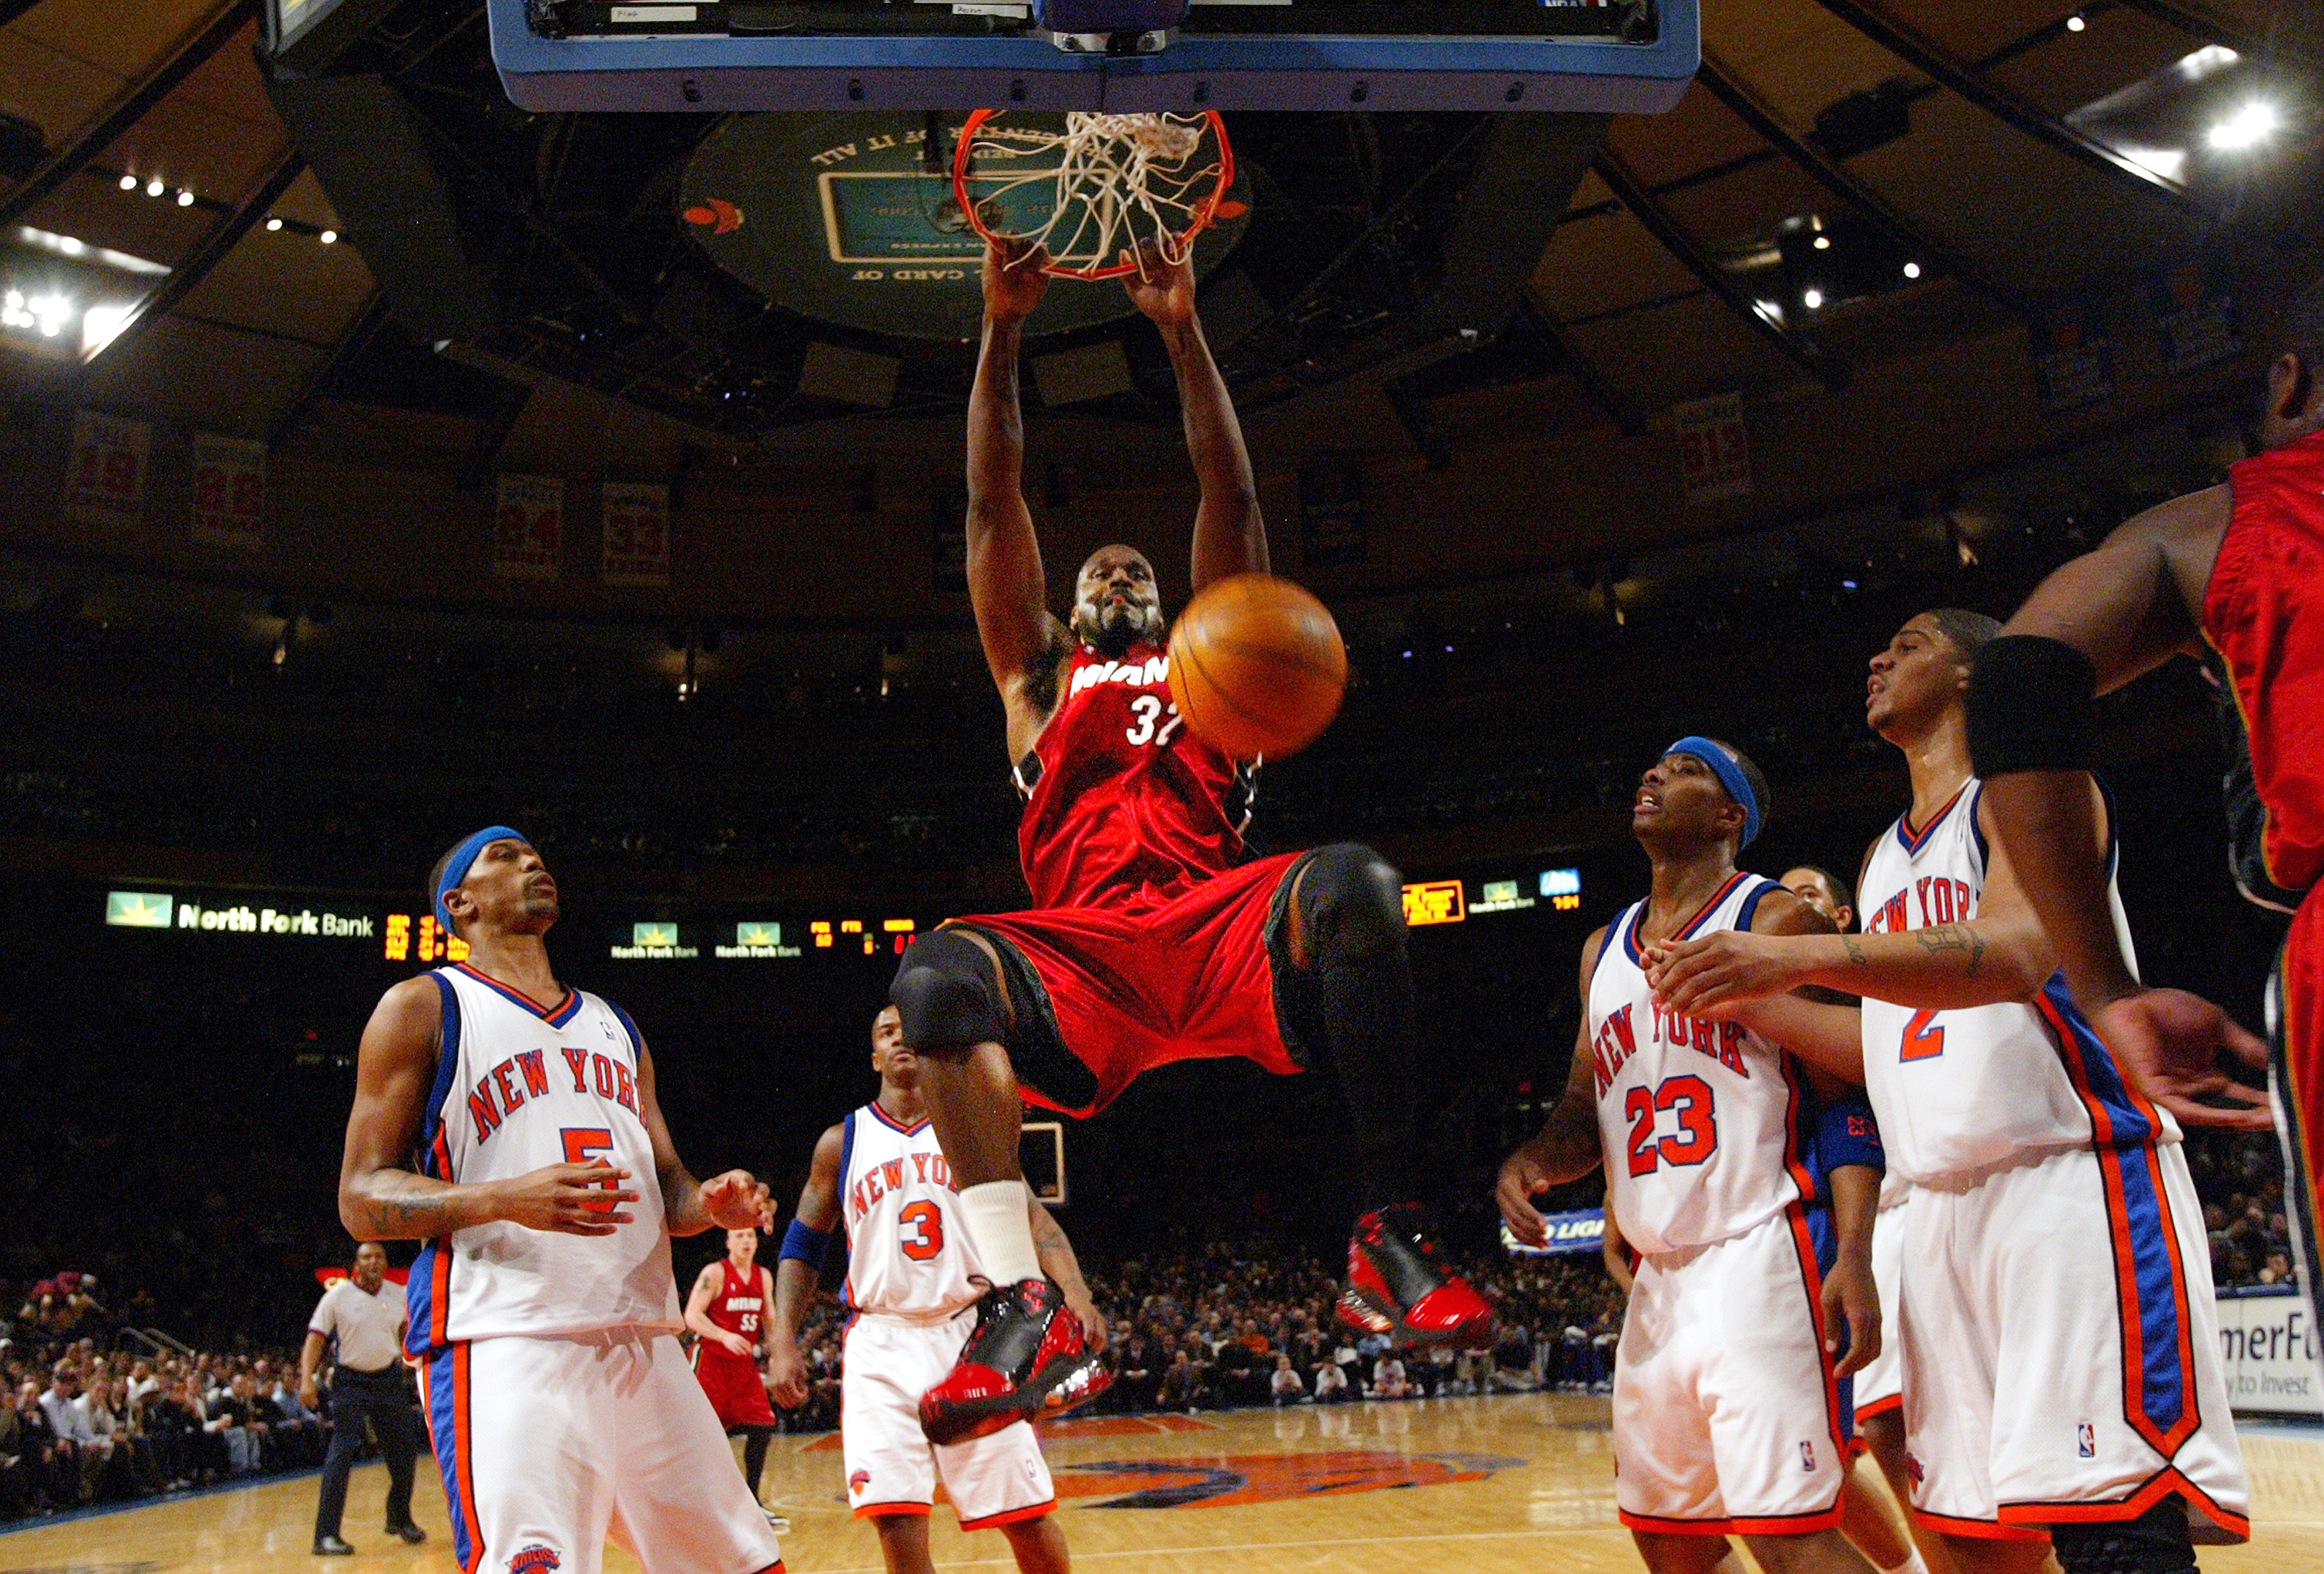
[2207,429,2324,899]
[1016,640,1253,912]
[700,1259,768,1359]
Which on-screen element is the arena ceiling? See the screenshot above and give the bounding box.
[0,0,2316,629]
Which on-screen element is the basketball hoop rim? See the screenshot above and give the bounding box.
[951,108,1236,282]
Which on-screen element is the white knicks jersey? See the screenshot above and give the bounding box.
[404,964,679,1354]
[838,1102,984,1321]
[1858,780,2178,1184]
[1589,873,1813,1255]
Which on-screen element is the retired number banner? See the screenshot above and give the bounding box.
[64,410,151,528]
[493,473,564,579]
[1673,393,1751,503]
[191,435,266,549]
[601,482,672,586]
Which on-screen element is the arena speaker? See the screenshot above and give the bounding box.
[260,70,504,344]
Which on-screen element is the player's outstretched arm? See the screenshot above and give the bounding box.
[1030,1196,1105,1352]
[634,1042,772,1237]
[768,1122,844,1410]
[1649,871,2055,1019]
[968,238,1071,755]
[1497,927,1611,1246]
[1120,242,1265,589]
[339,977,642,1241]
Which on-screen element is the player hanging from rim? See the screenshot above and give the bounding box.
[1648,611,2250,1574]
[1958,278,2318,1303]
[1778,866,1950,1574]
[1497,738,1884,1574]
[338,829,785,1574]
[686,1225,783,1523]
[767,1006,1095,1574]
[890,235,1490,1446]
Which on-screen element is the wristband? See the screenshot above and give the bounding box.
[779,1218,831,1266]
[1815,1095,1886,1176]
[1967,636,2096,778]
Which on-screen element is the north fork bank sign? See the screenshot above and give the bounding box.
[2216,1287,2324,1418]
[106,891,376,938]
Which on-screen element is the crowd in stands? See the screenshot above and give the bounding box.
[2185,1131,2299,1290]
[1,1275,352,1521]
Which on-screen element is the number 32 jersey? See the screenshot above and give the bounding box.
[838,1102,984,1321]
[1589,874,1813,1256]
[1858,780,2178,1184]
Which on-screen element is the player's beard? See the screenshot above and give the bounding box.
[1074,598,1160,658]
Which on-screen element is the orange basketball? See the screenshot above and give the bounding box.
[1167,573,1347,761]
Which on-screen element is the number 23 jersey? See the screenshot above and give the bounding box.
[1590,874,1813,1256]
[1858,780,2176,1184]
[838,1102,985,1321]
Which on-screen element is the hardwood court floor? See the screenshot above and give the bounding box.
[9,1397,2321,1574]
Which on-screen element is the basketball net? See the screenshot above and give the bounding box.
[954,110,1236,281]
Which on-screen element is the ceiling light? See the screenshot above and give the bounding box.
[146,178,164,197]
[1813,235,1831,249]
[32,294,69,337]
[1803,288,1824,309]
[81,304,133,356]
[3,290,19,310]
[1902,261,1922,279]
[119,174,137,191]
[318,229,337,245]
[2065,13,2085,31]
[176,189,194,207]
[266,218,283,231]
[2207,101,2280,150]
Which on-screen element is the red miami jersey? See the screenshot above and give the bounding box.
[700,1258,772,1356]
[1016,640,1253,913]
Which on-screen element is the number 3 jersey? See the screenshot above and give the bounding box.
[1590,873,1814,1256]
[1858,780,2178,1184]
[404,963,679,1356]
[838,1102,985,1321]
[1015,639,1255,915]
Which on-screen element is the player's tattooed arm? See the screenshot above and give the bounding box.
[1030,1198,1108,1353]
[339,978,641,1240]
[769,1122,846,1410]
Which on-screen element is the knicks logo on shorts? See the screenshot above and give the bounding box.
[848,1469,871,1496]
[1904,1452,1925,1489]
[511,1546,561,1574]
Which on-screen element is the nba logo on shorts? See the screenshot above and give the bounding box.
[2077,1423,2096,1459]
[1799,1441,1816,1473]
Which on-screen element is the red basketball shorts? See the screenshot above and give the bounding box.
[950,851,1312,1119]
[2277,889,2324,1303]
[693,1345,777,1430]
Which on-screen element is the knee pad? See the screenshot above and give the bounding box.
[2048,1500,2197,1574]
[891,930,1009,1050]
[1297,842,1407,963]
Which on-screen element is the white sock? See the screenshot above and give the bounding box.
[959,1181,1042,1286]
[1879,1553,1929,1574]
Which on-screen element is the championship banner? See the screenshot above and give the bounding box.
[2151,264,2240,376]
[1673,393,1751,503]
[63,409,150,528]
[600,481,672,586]
[2030,299,2117,414]
[190,435,266,549]
[1501,1208,1607,1256]
[1297,453,1368,568]
[493,473,564,579]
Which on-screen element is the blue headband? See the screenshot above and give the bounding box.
[435,827,528,934]
[1665,737,1762,848]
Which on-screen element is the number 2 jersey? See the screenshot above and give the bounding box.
[1858,780,2178,1184]
[837,1102,985,1321]
[1015,640,1255,914]
[1590,873,1817,1256]
[405,964,680,1355]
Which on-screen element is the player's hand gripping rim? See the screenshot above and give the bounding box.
[1644,931,1805,1021]
[1496,1143,1557,1249]
[983,236,1052,323]
[2092,988,2274,1133]
[497,1161,642,1235]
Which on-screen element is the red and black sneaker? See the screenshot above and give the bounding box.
[1337,1203,1496,1347]
[919,1277,1108,1445]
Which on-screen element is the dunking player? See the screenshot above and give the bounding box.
[1961,280,2319,1301]
[1497,739,1882,1574]
[685,1227,782,1518]
[338,829,786,1574]
[891,237,1487,1444]
[1650,611,2250,1572]
[1780,868,1946,1574]
[768,1007,1094,1574]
